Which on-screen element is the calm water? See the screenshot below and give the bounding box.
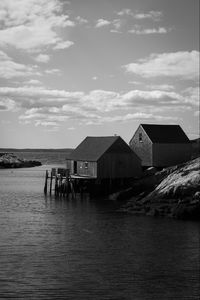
[0,153,199,299]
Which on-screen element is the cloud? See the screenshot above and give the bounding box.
[134,11,162,21]
[0,0,74,52]
[0,50,40,79]
[0,86,196,127]
[95,19,111,28]
[124,51,199,80]
[147,84,175,91]
[117,9,134,16]
[0,98,16,111]
[117,9,162,21]
[75,16,88,25]
[35,54,50,63]
[53,40,74,50]
[45,68,61,75]
[24,79,42,85]
[183,87,199,106]
[88,112,178,125]
[95,18,123,32]
[128,26,169,35]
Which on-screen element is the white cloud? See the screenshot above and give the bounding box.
[0,0,74,52]
[128,27,169,34]
[45,68,61,75]
[90,112,178,125]
[35,54,50,63]
[112,19,122,30]
[147,84,174,91]
[117,9,133,16]
[134,11,162,21]
[24,79,42,85]
[183,87,199,106]
[124,51,199,80]
[0,86,197,127]
[53,40,74,50]
[0,98,16,111]
[117,9,162,21]
[95,19,111,28]
[75,16,88,25]
[0,50,40,79]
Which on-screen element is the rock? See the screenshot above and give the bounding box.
[0,153,42,168]
[143,167,157,177]
[193,191,200,200]
[118,157,200,221]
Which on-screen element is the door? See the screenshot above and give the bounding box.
[74,161,77,174]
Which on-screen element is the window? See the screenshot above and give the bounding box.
[139,133,143,142]
[85,162,88,169]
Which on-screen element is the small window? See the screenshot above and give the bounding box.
[85,162,88,169]
[139,133,143,142]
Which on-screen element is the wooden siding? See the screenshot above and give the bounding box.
[98,152,141,179]
[77,161,97,177]
[66,159,97,177]
[152,143,192,167]
[129,125,153,167]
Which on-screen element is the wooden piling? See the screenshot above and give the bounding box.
[49,170,53,195]
[55,174,58,195]
[69,178,75,199]
[44,170,48,195]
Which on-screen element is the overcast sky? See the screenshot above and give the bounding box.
[0,0,199,148]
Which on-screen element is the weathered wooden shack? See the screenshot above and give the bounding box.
[66,136,142,179]
[129,124,192,168]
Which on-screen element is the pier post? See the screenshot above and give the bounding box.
[49,170,53,195]
[55,174,58,195]
[44,170,48,195]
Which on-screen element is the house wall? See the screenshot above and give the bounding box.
[66,160,97,177]
[77,161,97,177]
[98,152,142,179]
[152,143,192,167]
[66,160,73,172]
[129,125,153,167]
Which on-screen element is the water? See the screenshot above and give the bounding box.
[0,152,199,299]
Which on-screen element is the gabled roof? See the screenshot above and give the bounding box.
[140,124,190,143]
[67,136,124,161]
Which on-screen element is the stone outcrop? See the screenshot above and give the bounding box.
[116,157,200,220]
[0,153,42,168]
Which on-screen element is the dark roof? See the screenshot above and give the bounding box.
[141,124,190,143]
[67,136,123,161]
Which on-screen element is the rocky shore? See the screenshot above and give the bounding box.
[111,157,200,220]
[0,153,42,168]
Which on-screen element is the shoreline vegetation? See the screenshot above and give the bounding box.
[0,153,42,168]
[110,157,200,221]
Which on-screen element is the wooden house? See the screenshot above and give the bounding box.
[129,124,192,168]
[66,136,142,179]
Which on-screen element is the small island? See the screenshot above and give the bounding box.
[0,153,42,168]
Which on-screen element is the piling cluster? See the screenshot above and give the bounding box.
[44,168,75,197]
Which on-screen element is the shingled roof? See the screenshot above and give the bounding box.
[67,136,122,161]
[141,124,190,143]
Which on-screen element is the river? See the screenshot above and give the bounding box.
[0,152,199,299]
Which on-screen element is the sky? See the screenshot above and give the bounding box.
[0,0,199,148]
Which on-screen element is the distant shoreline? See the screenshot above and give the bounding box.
[0,148,73,153]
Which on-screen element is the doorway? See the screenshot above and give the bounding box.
[74,161,77,174]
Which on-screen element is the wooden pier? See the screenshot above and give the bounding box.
[44,168,95,197]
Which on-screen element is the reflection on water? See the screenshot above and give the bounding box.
[0,166,199,299]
